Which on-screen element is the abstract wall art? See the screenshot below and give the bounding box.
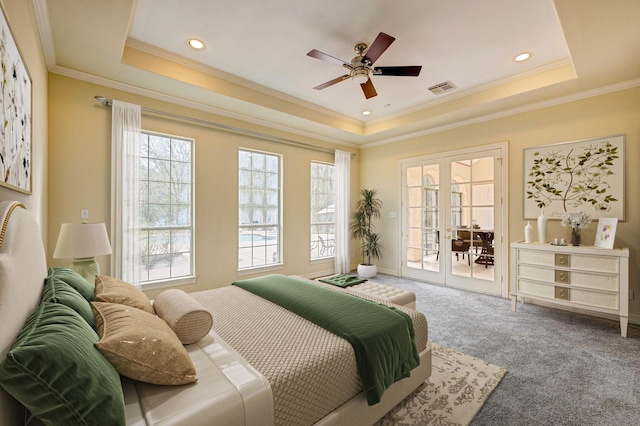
[0,4,31,194]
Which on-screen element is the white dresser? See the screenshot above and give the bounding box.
[510,242,630,337]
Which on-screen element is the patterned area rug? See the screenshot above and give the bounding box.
[376,342,507,425]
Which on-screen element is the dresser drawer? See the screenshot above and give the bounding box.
[517,250,555,266]
[517,279,555,299]
[518,250,619,274]
[569,255,619,274]
[570,288,619,310]
[518,264,558,283]
[567,271,618,291]
[517,264,619,290]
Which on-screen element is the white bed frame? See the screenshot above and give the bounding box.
[0,200,431,425]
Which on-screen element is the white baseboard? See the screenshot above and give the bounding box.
[300,269,335,279]
[376,267,398,277]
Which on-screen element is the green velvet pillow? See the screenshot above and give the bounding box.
[0,302,125,425]
[48,267,95,301]
[42,275,96,327]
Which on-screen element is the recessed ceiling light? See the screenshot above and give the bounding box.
[514,52,531,62]
[188,39,205,50]
[362,110,371,116]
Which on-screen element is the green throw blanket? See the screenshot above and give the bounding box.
[318,274,367,288]
[233,274,420,405]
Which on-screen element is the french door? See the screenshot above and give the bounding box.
[400,145,506,296]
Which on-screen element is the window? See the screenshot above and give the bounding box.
[238,149,281,269]
[139,132,194,283]
[310,161,335,260]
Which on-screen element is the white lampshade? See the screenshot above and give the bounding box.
[54,223,112,259]
[53,223,112,282]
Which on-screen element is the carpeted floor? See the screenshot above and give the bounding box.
[371,274,640,426]
[377,342,506,425]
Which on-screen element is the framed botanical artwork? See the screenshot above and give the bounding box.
[523,135,624,220]
[594,218,618,249]
[0,4,32,194]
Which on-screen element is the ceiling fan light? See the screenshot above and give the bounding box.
[352,68,370,83]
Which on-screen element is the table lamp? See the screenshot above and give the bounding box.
[53,222,112,282]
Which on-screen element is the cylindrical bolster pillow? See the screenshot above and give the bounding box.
[153,289,213,344]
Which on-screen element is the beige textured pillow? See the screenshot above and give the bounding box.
[94,275,155,314]
[153,289,213,344]
[91,302,197,385]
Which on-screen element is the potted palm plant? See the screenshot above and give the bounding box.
[350,189,383,278]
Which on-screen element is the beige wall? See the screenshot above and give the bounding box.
[47,74,360,298]
[0,0,48,237]
[359,87,640,320]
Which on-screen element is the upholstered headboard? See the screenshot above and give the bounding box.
[0,201,49,424]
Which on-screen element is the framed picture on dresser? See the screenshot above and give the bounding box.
[594,218,618,249]
[0,3,32,194]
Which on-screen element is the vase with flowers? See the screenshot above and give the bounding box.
[560,211,591,246]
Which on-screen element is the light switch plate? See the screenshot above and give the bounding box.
[81,208,89,219]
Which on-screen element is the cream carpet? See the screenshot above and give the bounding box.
[376,342,507,426]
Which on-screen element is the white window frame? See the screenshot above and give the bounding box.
[310,161,335,261]
[139,131,195,289]
[238,148,282,271]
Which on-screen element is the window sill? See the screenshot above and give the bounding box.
[237,263,284,276]
[311,257,335,264]
[140,275,198,291]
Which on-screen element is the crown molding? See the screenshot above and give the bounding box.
[49,64,359,150]
[32,0,56,69]
[361,77,640,149]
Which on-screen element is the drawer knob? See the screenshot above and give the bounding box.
[555,286,570,300]
[555,270,569,283]
[555,254,570,267]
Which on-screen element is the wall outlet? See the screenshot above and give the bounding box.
[389,211,397,218]
[81,208,89,220]
[629,290,634,300]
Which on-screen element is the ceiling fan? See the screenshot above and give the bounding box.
[306,32,422,99]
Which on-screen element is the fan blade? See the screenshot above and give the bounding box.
[360,78,378,99]
[313,75,350,90]
[307,49,350,67]
[363,32,395,65]
[374,65,422,76]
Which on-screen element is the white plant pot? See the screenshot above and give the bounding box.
[357,264,377,279]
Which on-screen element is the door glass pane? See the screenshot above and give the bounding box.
[406,164,439,272]
[406,166,421,187]
[423,229,439,271]
[408,207,421,227]
[451,156,494,281]
[408,187,421,207]
[472,157,494,180]
[472,183,494,206]
[451,160,471,181]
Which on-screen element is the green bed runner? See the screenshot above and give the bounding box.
[233,274,420,405]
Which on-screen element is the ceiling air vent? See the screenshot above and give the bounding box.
[428,81,457,95]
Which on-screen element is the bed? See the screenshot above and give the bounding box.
[0,200,431,425]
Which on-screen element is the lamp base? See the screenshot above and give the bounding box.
[69,257,100,285]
